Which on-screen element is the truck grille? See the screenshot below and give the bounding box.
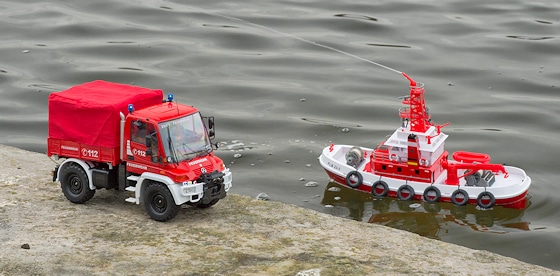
[195,164,214,175]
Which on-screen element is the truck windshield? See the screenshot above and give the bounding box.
[159,112,212,163]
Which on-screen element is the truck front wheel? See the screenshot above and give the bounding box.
[60,163,95,204]
[144,182,180,222]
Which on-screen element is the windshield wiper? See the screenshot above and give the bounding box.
[194,144,212,157]
[167,128,179,163]
[177,143,200,161]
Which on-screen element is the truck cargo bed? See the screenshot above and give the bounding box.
[48,138,120,165]
[48,80,163,164]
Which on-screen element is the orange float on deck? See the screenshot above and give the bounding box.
[452,151,491,164]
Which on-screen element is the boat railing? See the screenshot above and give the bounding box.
[373,142,389,161]
[399,107,410,119]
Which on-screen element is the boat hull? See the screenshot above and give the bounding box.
[319,145,531,209]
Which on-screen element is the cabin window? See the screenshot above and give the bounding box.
[131,120,146,144]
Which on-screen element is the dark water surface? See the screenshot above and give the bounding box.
[2,0,559,270]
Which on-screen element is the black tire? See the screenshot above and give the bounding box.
[144,182,180,222]
[345,171,363,189]
[423,186,441,203]
[451,189,469,206]
[60,163,95,204]
[397,185,415,201]
[371,181,389,197]
[477,191,496,209]
[196,199,219,209]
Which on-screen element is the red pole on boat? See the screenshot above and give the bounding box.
[401,72,416,87]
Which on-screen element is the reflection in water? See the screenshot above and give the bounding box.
[321,182,531,239]
[334,13,379,22]
[506,35,554,41]
[367,43,412,48]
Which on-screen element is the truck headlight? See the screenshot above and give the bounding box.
[183,186,197,195]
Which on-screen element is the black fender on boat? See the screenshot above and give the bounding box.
[477,191,496,209]
[451,189,469,206]
[423,186,441,203]
[397,185,415,201]
[345,171,363,188]
[372,180,389,197]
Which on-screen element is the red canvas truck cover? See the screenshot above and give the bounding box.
[48,80,163,162]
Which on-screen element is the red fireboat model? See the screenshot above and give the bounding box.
[319,73,531,209]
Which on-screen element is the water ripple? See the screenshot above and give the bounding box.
[1,0,559,270]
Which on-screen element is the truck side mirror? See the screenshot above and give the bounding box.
[208,116,214,130]
[146,149,160,163]
[145,135,152,147]
[204,116,216,140]
[145,130,160,163]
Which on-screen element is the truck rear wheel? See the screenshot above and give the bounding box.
[144,182,180,222]
[60,163,95,204]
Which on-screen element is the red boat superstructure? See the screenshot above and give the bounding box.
[319,73,531,209]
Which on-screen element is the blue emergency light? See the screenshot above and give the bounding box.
[128,104,134,113]
[167,93,174,102]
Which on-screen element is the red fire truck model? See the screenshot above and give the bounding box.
[47,80,232,222]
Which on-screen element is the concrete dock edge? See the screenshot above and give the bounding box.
[0,144,557,275]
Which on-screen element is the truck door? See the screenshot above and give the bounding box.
[129,120,157,164]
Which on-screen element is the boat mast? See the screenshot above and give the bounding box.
[401,73,432,133]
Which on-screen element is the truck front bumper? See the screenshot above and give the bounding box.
[173,168,232,205]
[198,168,232,205]
[178,182,205,203]
[223,168,232,192]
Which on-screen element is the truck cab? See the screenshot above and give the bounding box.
[122,98,232,220]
